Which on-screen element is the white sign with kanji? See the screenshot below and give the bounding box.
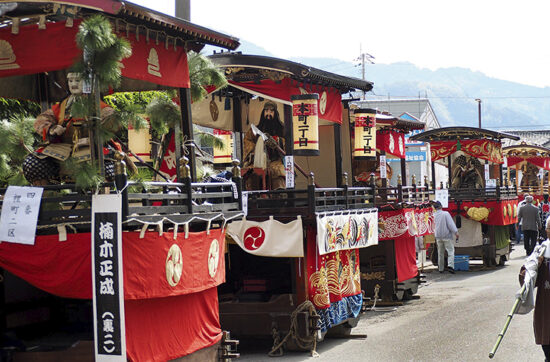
[435,189,449,208]
[285,156,295,189]
[92,194,126,361]
[380,156,387,179]
[0,186,43,245]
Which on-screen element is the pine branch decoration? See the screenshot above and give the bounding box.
[188,52,227,102]
[74,15,131,91]
[0,116,38,186]
[145,95,181,136]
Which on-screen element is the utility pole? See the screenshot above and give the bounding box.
[175,0,190,20]
[475,98,482,128]
[356,44,374,100]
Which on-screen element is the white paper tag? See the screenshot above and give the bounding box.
[380,155,387,179]
[0,186,44,245]
[285,156,295,189]
[435,189,449,208]
[242,191,248,216]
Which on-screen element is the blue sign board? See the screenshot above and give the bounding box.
[405,151,426,162]
[386,151,427,162]
[405,129,424,146]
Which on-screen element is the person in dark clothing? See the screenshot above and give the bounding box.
[518,195,542,255]
[519,218,550,361]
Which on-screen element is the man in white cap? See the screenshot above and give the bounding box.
[518,195,542,256]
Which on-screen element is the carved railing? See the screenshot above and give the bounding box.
[0,156,244,234]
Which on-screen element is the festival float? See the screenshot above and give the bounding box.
[349,109,433,302]
[502,142,550,203]
[410,127,519,266]
[0,1,242,361]
[189,52,377,355]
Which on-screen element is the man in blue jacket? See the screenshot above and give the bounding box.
[433,201,459,273]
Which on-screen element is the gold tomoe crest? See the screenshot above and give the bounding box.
[166,244,183,287]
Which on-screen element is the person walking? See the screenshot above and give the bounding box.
[518,195,542,256]
[433,201,459,274]
[518,217,550,362]
[517,193,530,245]
[539,194,550,240]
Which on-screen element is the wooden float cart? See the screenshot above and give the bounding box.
[502,142,550,204]
[348,109,433,302]
[0,1,241,361]
[410,126,519,267]
[191,52,376,352]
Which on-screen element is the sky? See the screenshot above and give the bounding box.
[128,0,550,88]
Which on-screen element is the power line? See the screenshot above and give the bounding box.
[319,61,351,69]
[489,125,550,130]
[365,94,550,100]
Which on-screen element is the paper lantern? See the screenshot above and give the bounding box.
[128,120,151,162]
[213,129,233,164]
[353,109,377,159]
[291,93,320,156]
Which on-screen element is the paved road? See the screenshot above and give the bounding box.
[237,245,545,361]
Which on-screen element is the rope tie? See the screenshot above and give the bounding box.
[268,300,320,358]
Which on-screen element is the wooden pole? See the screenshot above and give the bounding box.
[178,88,196,182]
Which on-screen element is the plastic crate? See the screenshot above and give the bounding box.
[454,255,469,271]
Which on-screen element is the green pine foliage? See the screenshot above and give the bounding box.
[73,15,132,91]
[64,158,102,190]
[0,116,38,185]
[66,15,133,188]
[196,131,225,150]
[188,51,227,102]
[0,98,40,120]
[127,167,154,193]
[145,95,181,136]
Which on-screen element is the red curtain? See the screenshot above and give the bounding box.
[306,227,361,309]
[506,156,550,170]
[394,235,418,282]
[120,34,190,89]
[0,229,226,360]
[0,21,82,79]
[446,199,519,225]
[0,229,225,299]
[0,20,190,88]
[430,139,503,164]
[378,209,420,282]
[126,288,221,362]
[376,130,406,159]
[229,78,343,124]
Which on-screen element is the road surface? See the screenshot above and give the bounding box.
[237,245,544,361]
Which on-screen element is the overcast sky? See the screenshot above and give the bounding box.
[129,0,550,88]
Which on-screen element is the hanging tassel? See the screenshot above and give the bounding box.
[456,139,462,151]
[173,223,178,240]
[224,96,231,111]
[139,224,149,239]
[206,219,212,235]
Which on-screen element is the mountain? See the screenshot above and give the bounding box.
[217,40,550,130]
[290,57,550,130]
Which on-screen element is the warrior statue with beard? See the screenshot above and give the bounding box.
[242,101,286,190]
